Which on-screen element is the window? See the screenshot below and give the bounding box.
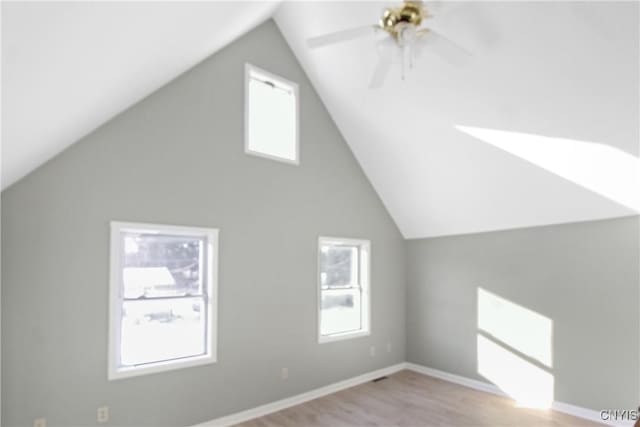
[318,237,371,343]
[109,222,218,380]
[245,63,299,164]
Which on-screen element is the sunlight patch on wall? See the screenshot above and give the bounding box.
[477,288,554,408]
[478,288,552,367]
[456,125,640,212]
[477,334,554,408]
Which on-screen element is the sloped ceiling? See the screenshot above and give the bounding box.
[1,1,278,190]
[275,1,639,238]
[2,1,638,238]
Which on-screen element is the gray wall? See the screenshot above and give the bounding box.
[406,216,640,410]
[3,10,638,427]
[1,20,406,427]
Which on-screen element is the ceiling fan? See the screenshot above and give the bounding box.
[307,1,470,88]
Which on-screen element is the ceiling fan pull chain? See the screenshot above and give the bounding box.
[401,45,406,80]
[409,44,415,70]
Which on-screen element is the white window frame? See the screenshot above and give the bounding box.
[317,237,371,344]
[244,63,300,165]
[108,221,218,380]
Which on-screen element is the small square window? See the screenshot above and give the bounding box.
[318,237,371,343]
[109,222,218,380]
[245,63,299,164]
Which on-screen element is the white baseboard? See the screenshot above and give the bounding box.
[193,362,632,427]
[405,362,507,397]
[191,363,406,426]
[405,362,632,427]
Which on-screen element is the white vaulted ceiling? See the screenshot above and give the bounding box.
[275,1,639,238]
[1,1,279,190]
[2,1,639,238]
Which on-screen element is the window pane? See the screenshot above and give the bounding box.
[320,245,358,288]
[320,288,362,336]
[120,297,206,366]
[122,233,204,298]
[247,74,297,162]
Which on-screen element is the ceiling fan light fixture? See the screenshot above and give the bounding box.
[306,0,471,88]
[397,24,418,46]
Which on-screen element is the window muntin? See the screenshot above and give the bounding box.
[318,238,371,343]
[109,222,218,380]
[245,63,299,164]
[320,245,359,288]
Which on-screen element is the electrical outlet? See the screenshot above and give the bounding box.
[97,406,109,423]
[33,418,46,427]
[387,341,392,353]
[281,367,289,380]
[370,345,376,357]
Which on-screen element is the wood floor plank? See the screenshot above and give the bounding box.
[236,370,603,427]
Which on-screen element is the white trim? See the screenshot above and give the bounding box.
[191,364,406,427]
[405,363,506,397]
[553,402,634,427]
[317,237,371,344]
[110,221,216,238]
[318,329,370,344]
[319,236,370,247]
[405,363,628,427]
[108,221,219,381]
[244,63,300,165]
[191,362,631,427]
[110,353,217,381]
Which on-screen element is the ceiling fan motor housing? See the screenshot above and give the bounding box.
[380,1,428,39]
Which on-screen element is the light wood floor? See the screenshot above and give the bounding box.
[237,370,602,427]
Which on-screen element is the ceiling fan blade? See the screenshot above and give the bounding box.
[369,57,393,89]
[416,28,471,66]
[307,25,380,49]
[369,38,395,89]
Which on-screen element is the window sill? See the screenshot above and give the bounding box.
[244,148,300,165]
[318,330,370,344]
[109,353,216,381]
